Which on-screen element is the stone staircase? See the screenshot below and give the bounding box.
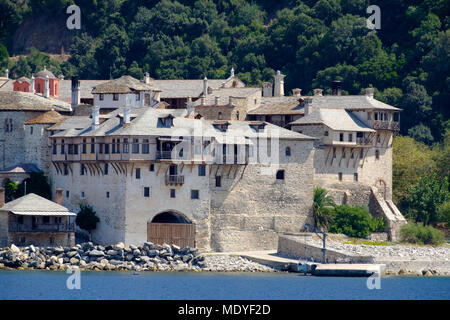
[370,187,406,241]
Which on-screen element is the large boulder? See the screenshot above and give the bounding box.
[10,244,20,254]
[88,249,105,257]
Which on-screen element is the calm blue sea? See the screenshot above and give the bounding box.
[0,270,448,300]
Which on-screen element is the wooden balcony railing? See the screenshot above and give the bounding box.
[372,120,400,131]
[165,175,185,185]
[9,223,75,233]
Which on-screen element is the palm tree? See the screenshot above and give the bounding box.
[313,187,336,231]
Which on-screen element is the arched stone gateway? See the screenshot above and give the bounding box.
[374,177,387,200]
[147,211,195,248]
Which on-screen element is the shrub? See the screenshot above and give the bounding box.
[369,216,386,232]
[329,205,376,238]
[438,201,450,228]
[400,222,445,245]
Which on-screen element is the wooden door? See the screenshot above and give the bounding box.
[147,223,195,248]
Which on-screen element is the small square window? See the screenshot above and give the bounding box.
[144,187,150,198]
[170,189,176,198]
[338,172,343,181]
[324,131,328,136]
[113,93,119,101]
[99,94,104,101]
[191,190,199,200]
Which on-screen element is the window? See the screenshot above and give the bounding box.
[66,191,69,198]
[61,139,65,154]
[324,131,329,136]
[55,217,62,224]
[99,94,104,101]
[116,139,120,153]
[276,170,285,180]
[143,187,150,198]
[80,164,85,175]
[68,144,74,155]
[105,143,110,154]
[338,172,343,181]
[104,163,109,175]
[198,165,206,176]
[191,190,199,199]
[348,134,353,142]
[285,147,291,157]
[339,133,344,142]
[142,139,149,154]
[82,139,86,154]
[106,192,110,198]
[113,93,119,101]
[18,216,23,224]
[375,150,380,160]
[112,139,116,154]
[132,139,139,154]
[374,112,379,120]
[90,138,95,153]
[149,164,154,172]
[43,216,50,224]
[52,140,57,154]
[99,143,103,154]
[123,138,129,153]
[30,126,33,135]
[135,93,140,101]
[218,112,223,120]
[354,173,358,181]
[170,189,176,198]
[136,168,141,179]
[215,176,222,187]
[63,164,68,176]
[74,144,78,155]
[81,191,85,199]
[169,165,177,176]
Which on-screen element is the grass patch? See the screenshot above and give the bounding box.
[343,240,389,246]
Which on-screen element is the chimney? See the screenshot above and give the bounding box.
[203,77,208,97]
[5,69,8,79]
[314,88,323,96]
[0,187,5,207]
[331,80,342,96]
[292,88,301,97]
[200,96,206,106]
[44,75,49,98]
[273,70,285,97]
[262,82,273,97]
[71,76,80,109]
[365,87,374,98]
[304,98,313,115]
[228,96,233,106]
[215,96,220,106]
[186,101,195,118]
[144,72,150,84]
[92,106,100,130]
[54,188,63,205]
[123,107,131,127]
[30,76,35,94]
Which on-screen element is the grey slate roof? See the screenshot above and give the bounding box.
[35,68,56,79]
[308,95,401,111]
[50,106,314,141]
[0,193,72,214]
[58,80,108,103]
[0,91,71,112]
[92,75,160,94]
[248,96,304,115]
[194,87,262,106]
[290,108,375,132]
[0,163,42,173]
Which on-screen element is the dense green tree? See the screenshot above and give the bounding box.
[75,204,100,240]
[408,124,434,145]
[312,187,335,231]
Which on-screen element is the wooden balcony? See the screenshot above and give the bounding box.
[372,120,400,131]
[9,223,75,233]
[165,175,185,185]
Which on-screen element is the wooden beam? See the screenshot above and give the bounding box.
[209,165,215,176]
[361,148,370,168]
[227,165,233,178]
[180,163,185,174]
[130,163,134,178]
[353,149,361,169]
[338,147,345,167]
[111,162,119,175]
[156,163,162,176]
[325,147,331,165]
[346,149,353,168]
[214,165,220,177]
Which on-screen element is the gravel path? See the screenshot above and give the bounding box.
[204,255,276,272]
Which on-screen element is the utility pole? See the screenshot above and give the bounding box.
[321,231,327,264]
[24,180,27,196]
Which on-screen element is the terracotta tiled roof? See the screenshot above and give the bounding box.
[24,110,66,125]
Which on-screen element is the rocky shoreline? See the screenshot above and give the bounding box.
[0,243,276,273]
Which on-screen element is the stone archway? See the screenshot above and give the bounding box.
[374,177,387,200]
[147,211,195,248]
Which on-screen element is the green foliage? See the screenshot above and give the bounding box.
[16,172,52,200]
[406,173,449,225]
[408,124,434,145]
[400,222,445,245]
[312,187,335,230]
[329,205,384,238]
[75,204,100,234]
[437,202,450,228]
[2,179,18,202]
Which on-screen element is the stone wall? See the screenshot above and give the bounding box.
[24,123,52,173]
[277,234,374,263]
[0,211,8,247]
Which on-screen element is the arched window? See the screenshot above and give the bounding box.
[218,112,223,120]
[236,111,239,120]
[285,147,291,157]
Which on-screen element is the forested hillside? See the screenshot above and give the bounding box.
[0,0,449,142]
